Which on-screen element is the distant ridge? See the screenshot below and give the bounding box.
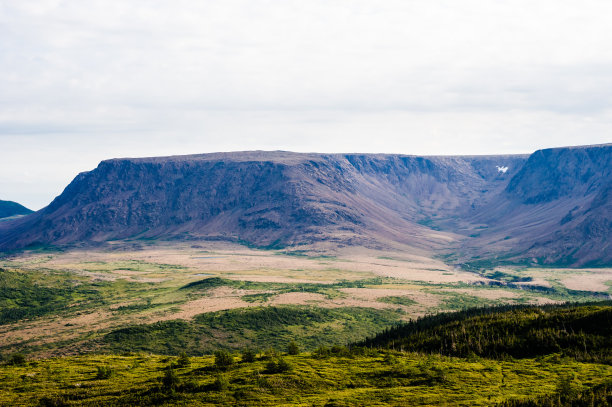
[0,200,33,219]
[0,144,610,266]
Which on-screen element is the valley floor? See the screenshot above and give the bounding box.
[0,241,610,358]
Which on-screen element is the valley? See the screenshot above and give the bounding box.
[1,241,609,360]
[1,145,611,405]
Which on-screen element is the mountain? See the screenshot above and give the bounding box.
[0,151,525,252]
[0,145,610,266]
[0,200,33,219]
[457,144,612,266]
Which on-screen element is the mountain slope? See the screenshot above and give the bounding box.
[458,144,612,266]
[0,145,610,266]
[0,151,525,253]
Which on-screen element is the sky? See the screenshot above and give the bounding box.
[2,1,612,210]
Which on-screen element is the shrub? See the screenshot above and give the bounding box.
[214,350,234,370]
[241,348,256,363]
[95,365,114,379]
[212,374,229,391]
[383,353,398,365]
[38,395,69,407]
[7,353,26,366]
[287,341,300,355]
[264,347,279,359]
[313,346,330,358]
[176,352,190,368]
[330,345,351,357]
[265,357,292,373]
[161,367,181,391]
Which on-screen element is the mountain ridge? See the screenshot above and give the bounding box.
[1,144,610,266]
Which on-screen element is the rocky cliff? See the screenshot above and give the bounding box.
[460,144,612,266]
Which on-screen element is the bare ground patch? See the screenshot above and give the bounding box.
[159,287,260,320]
[438,288,522,300]
[560,269,612,292]
[0,311,115,348]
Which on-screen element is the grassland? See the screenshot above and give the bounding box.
[0,302,611,406]
[0,241,610,360]
[0,242,611,405]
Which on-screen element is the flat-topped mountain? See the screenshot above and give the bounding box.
[0,200,33,219]
[0,144,610,266]
[460,144,612,266]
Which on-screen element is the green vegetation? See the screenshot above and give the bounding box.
[0,298,610,405]
[0,350,610,406]
[241,348,256,363]
[500,378,612,406]
[95,365,114,379]
[213,350,234,370]
[2,247,611,405]
[360,302,612,363]
[5,353,26,366]
[430,290,497,311]
[0,268,105,324]
[182,276,388,301]
[377,295,416,307]
[287,341,300,355]
[103,306,401,355]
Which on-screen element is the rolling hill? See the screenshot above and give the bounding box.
[0,200,32,220]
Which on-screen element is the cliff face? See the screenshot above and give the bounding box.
[461,144,612,266]
[507,145,612,266]
[506,145,612,204]
[0,145,610,266]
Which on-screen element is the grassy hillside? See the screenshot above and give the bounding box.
[102,306,400,355]
[360,302,612,364]
[0,268,107,325]
[0,350,610,406]
[1,301,610,406]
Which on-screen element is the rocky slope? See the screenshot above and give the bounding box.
[458,144,612,266]
[0,145,610,266]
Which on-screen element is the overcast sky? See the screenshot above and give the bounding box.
[2,1,612,210]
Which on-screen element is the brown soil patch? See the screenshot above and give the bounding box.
[561,270,612,292]
[439,288,521,300]
[225,275,330,284]
[160,287,259,320]
[340,288,441,307]
[526,297,564,305]
[0,311,114,348]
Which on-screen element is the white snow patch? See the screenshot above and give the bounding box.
[496,165,508,173]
